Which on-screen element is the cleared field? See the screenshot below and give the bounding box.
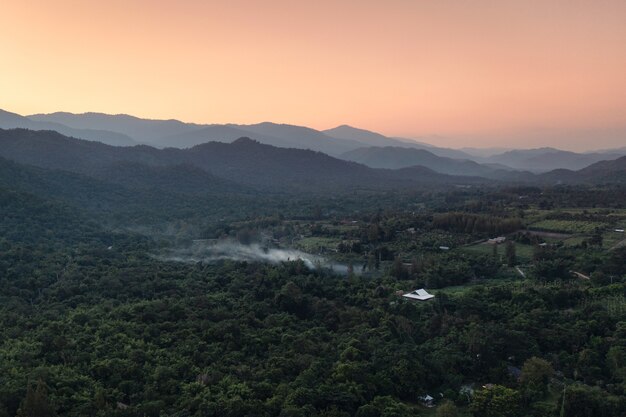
[602,231,623,247]
[530,219,606,234]
[563,236,586,247]
[294,236,342,253]
[461,241,534,261]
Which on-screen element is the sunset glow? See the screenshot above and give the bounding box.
[2,0,626,150]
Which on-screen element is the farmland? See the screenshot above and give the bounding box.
[529,219,607,234]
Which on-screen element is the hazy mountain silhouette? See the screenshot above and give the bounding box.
[339,146,499,177]
[485,147,625,172]
[154,122,364,155]
[29,112,368,155]
[0,129,485,192]
[152,125,278,148]
[28,111,198,141]
[26,109,502,159]
[538,156,626,184]
[233,123,366,155]
[13,109,626,172]
[0,109,136,146]
[323,125,475,159]
[323,125,410,147]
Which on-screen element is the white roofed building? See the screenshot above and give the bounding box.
[402,288,435,301]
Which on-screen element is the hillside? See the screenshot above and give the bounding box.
[0,129,483,194]
[28,112,367,156]
[339,146,498,177]
[0,109,136,146]
[26,110,487,159]
[324,125,475,159]
[28,111,198,141]
[486,147,625,172]
[539,156,626,184]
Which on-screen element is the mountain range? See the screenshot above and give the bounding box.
[0,109,136,146]
[1,108,624,174]
[0,129,490,195]
[483,147,626,172]
[339,146,506,178]
[0,128,624,198]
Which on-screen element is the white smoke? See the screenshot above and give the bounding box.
[158,240,355,274]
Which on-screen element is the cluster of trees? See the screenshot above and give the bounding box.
[432,213,523,236]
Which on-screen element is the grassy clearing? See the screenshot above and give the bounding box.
[460,242,534,261]
[602,231,625,249]
[563,236,586,247]
[530,219,607,234]
[294,236,341,253]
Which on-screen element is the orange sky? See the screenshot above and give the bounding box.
[1,0,625,150]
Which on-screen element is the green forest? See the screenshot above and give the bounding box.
[0,130,625,416]
[1,176,625,417]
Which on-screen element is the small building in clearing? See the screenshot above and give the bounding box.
[418,394,435,407]
[403,288,435,301]
[487,236,506,244]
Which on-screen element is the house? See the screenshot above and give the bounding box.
[615,229,624,233]
[439,246,450,250]
[418,394,435,407]
[487,236,506,244]
[402,288,435,301]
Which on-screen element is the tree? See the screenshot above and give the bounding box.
[17,379,56,417]
[470,385,522,417]
[560,384,623,417]
[520,357,553,399]
[390,257,408,279]
[505,241,516,267]
[436,400,459,417]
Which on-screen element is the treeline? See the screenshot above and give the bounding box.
[433,213,523,236]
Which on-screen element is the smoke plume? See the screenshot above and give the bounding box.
[158,240,355,274]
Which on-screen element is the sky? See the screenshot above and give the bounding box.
[1,0,625,151]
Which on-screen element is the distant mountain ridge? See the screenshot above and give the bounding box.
[27,112,370,156]
[1,108,623,172]
[537,156,626,184]
[323,125,475,160]
[27,110,476,158]
[0,109,136,146]
[0,129,487,193]
[339,146,500,177]
[0,129,624,200]
[484,147,625,172]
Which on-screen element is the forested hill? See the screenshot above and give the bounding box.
[538,156,626,184]
[339,146,499,176]
[0,155,259,226]
[1,129,624,195]
[0,129,487,192]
